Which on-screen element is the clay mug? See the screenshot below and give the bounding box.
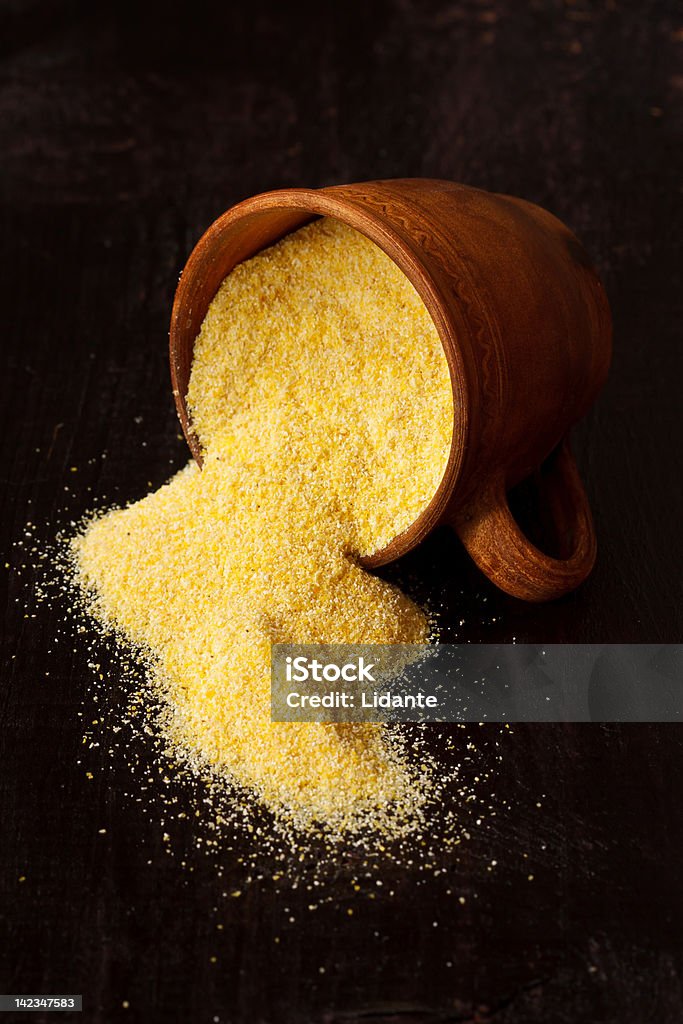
[170,178,612,601]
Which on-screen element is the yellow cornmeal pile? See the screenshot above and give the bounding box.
[75,217,453,834]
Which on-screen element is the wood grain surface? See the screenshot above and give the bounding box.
[1,2,682,1022]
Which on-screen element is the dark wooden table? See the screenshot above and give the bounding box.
[1,2,682,1021]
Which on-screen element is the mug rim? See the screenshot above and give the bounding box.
[170,184,471,566]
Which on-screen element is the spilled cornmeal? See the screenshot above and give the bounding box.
[74,218,453,835]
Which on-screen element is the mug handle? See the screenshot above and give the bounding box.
[454,438,597,601]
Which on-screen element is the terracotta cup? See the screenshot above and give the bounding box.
[170,179,612,601]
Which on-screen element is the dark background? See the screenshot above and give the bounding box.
[1,1,682,1021]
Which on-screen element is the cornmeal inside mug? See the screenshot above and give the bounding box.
[74,218,453,833]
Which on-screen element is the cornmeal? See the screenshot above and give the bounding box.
[74,218,453,833]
